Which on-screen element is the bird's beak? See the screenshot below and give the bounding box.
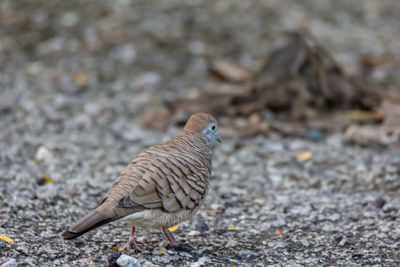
[215,133,222,143]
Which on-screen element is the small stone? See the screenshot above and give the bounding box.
[379,225,390,232]
[35,146,53,162]
[1,259,17,267]
[133,72,161,87]
[225,239,238,248]
[190,256,209,267]
[195,221,209,234]
[60,12,80,27]
[188,40,207,55]
[188,230,200,237]
[338,238,348,247]
[274,241,286,248]
[117,44,136,64]
[300,238,310,247]
[307,129,324,141]
[108,251,122,267]
[116,254,140,267]
[374,197,386,209]
[253,198,265,205]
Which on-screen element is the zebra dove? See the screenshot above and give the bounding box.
[62,112,221,251]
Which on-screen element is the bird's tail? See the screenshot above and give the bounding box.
[62,209,116,240]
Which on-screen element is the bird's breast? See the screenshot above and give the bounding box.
[120,207,200,229]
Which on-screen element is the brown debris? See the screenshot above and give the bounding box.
[253,30,380,116]
[142,30,385,141]
[209,60,252,83]
[382,97,400,130]
[218,114,269,138]
[343,125,399,146]
[343,97,400,146]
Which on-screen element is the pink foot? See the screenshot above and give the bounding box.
[126,224,144,252]
[126,237,144,252]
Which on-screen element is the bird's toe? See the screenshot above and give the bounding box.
[127,238,144,252]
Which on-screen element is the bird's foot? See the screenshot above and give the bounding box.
[126,237,144,252]
[165,242,195,252]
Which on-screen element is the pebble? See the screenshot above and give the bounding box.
[195,221,209,234]
[133,72,161,87]
[338,238,348,247]
[190,256,209,267]
[116,254,140,267]
[225,239,239,248]
[300,238,310,247]
[188,230,200,236]
[35,146,53,162]
[0,259,17,267]
[374,196,386,209]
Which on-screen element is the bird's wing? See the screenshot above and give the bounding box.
[114,149,209,213]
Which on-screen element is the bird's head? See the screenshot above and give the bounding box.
[183,112,221,146]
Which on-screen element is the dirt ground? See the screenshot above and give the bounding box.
[1,0,400,266]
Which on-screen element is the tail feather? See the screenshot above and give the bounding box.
[62,210,116,240]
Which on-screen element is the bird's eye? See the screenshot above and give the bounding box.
[210,124,216,131]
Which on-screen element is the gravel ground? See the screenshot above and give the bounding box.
[1,0,400,266]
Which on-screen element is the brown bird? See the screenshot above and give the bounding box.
[62,113,221,251]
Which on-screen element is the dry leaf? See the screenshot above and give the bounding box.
[112,247,124,252]
[159,247,167,254]
[0,235,14,243]
[74,73,87,86]
[296,151,313,162]
[275,229,283,236]
[227,227,236,231]
[168,225,179,232]
[42,176,54,183]
[210,60,252,83]
[343,110,384,122]
[207,210,217,217]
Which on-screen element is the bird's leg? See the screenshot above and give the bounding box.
[126,224,143,252]
[162,227,178,247]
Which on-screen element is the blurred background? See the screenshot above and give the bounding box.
[1,0,400,266]
[1,0,399,144]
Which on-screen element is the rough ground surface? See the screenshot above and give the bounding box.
[1,0,400,266]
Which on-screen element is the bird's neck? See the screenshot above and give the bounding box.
[174,131,212,158]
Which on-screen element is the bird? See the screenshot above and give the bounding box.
[62,112,221,252]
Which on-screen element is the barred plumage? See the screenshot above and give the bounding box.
[62,112,220,251]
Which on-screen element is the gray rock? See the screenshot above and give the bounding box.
[190,257,210,267]
[300,238,310,247]
[1,259,17,267]
[116,254,140,267]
